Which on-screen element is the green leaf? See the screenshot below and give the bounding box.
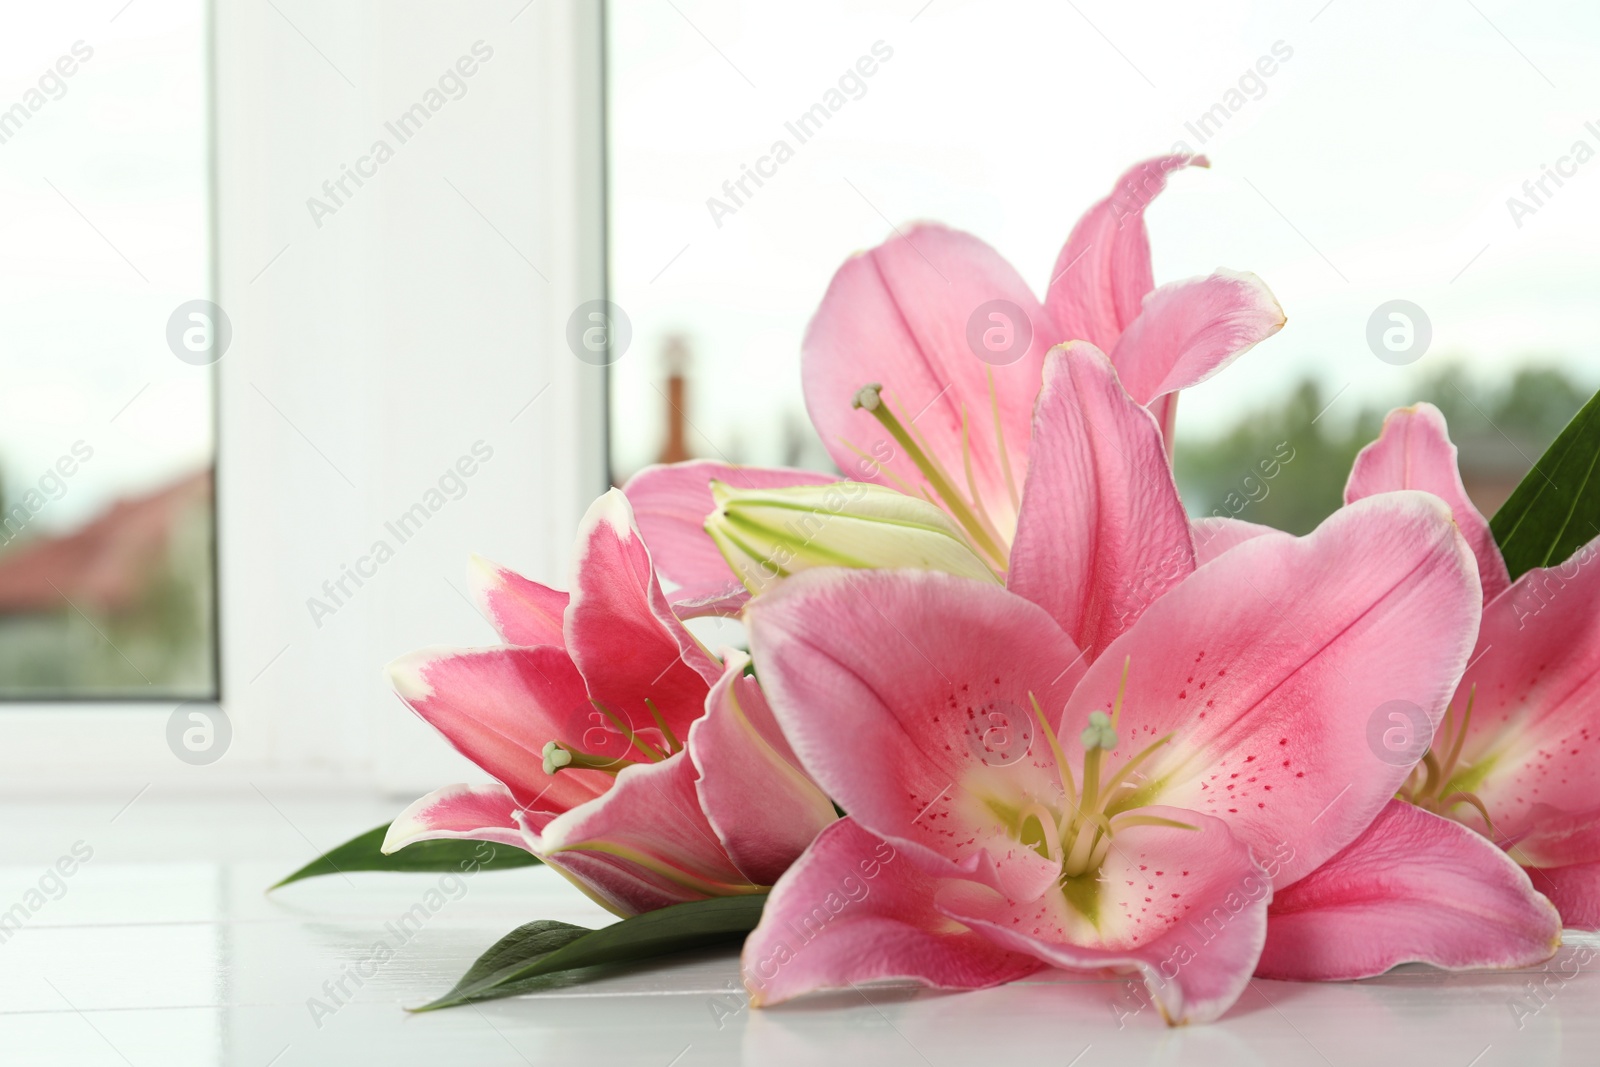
[416,893,768,1011]
[1491,386,1600,580]
[269,823,540,890]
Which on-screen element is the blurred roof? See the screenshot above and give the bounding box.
[0,470,211,616]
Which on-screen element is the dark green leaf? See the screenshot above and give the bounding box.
[1491,386,1600,580]
[416,893,768,1011]
[269,823,540,890]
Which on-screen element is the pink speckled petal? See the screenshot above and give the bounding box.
[1450,535,1600,842]
[741,818,1042,1006]
[746,567,1085,902]
[939,809,1268,1025]
[1060,492,1483,888]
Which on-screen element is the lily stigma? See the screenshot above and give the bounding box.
[541,698,684,775]
[1015,663,1195,931]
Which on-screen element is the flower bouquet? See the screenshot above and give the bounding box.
[274,156,1600,1025]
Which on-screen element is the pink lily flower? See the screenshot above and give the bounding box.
[625,155,1284,614]
[382,489,834,915]
[1338,404,1598,929]
[1197,405,1571,978]
[736,353,1494,1023]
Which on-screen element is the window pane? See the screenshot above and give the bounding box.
[607,2,1600,531]
[0,4,215,698]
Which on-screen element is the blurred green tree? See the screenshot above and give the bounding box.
[1174,364,1591,536]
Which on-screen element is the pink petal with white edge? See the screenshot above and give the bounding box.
[1045,154,1207,354]
[1527,860,1600,930]
[564,490,720,751]
[382,783,533,853]
[689,650,837,886]
[939,808,1269,1026]
[527,750,756,915]
[623,461,834,616]
[1008,344,1195,660]
[1452,534,1600,843]
[1191,516,1288,567]
[1062,491,1482,888]
[742,818,1042,1006]
[746,568,1086,902]
[1108,270,1284,410]
[387,645,608,813]
[1345,403,1511,603]
[801,224,1056,540]
[1258,801,1560,979]
[466,554,568,648]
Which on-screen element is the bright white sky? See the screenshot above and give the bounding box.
[0,1,210,532]
[4,1,1597,520]
[609,0,1600,477]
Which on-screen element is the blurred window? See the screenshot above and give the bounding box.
[0,5,216,699]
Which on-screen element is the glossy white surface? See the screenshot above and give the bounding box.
[5,797,1597,1066]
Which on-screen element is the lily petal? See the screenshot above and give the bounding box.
[742,818,1043,1006]
[1008,344,1195,659]
[939,808,1268,1026]
[528,751,756,915]
[1504,804,1600,871]
[1453,535,1600,843]
[1109,270,1285,410]
[565,490,720,751]
[689,651,837,886]
[1045,154,1207,353]
[623,460,834,616]
[801,224,1056,540]
[746,567,1086,901]
[382,783,533,853]
[466,554,568,648]
[1345,403,1511,603]
[1191,517,1287,567]
[387,645,607,812]
[1064,491,1483,887]
[1527,861,1600,930]
[1257,801,1561,979]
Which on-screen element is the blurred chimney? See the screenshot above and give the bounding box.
[657,335,692,464]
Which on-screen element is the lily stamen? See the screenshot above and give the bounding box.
[1400,686,1494,829]
[852,383,1010,569]
[1026,660,1196,883]
[987,368,1021,513]
[644,697,683,755]
[594,701,668,763]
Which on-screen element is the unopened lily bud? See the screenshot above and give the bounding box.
[704,479,1000,596]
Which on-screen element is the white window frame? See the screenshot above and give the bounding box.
[2,0,609,798]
